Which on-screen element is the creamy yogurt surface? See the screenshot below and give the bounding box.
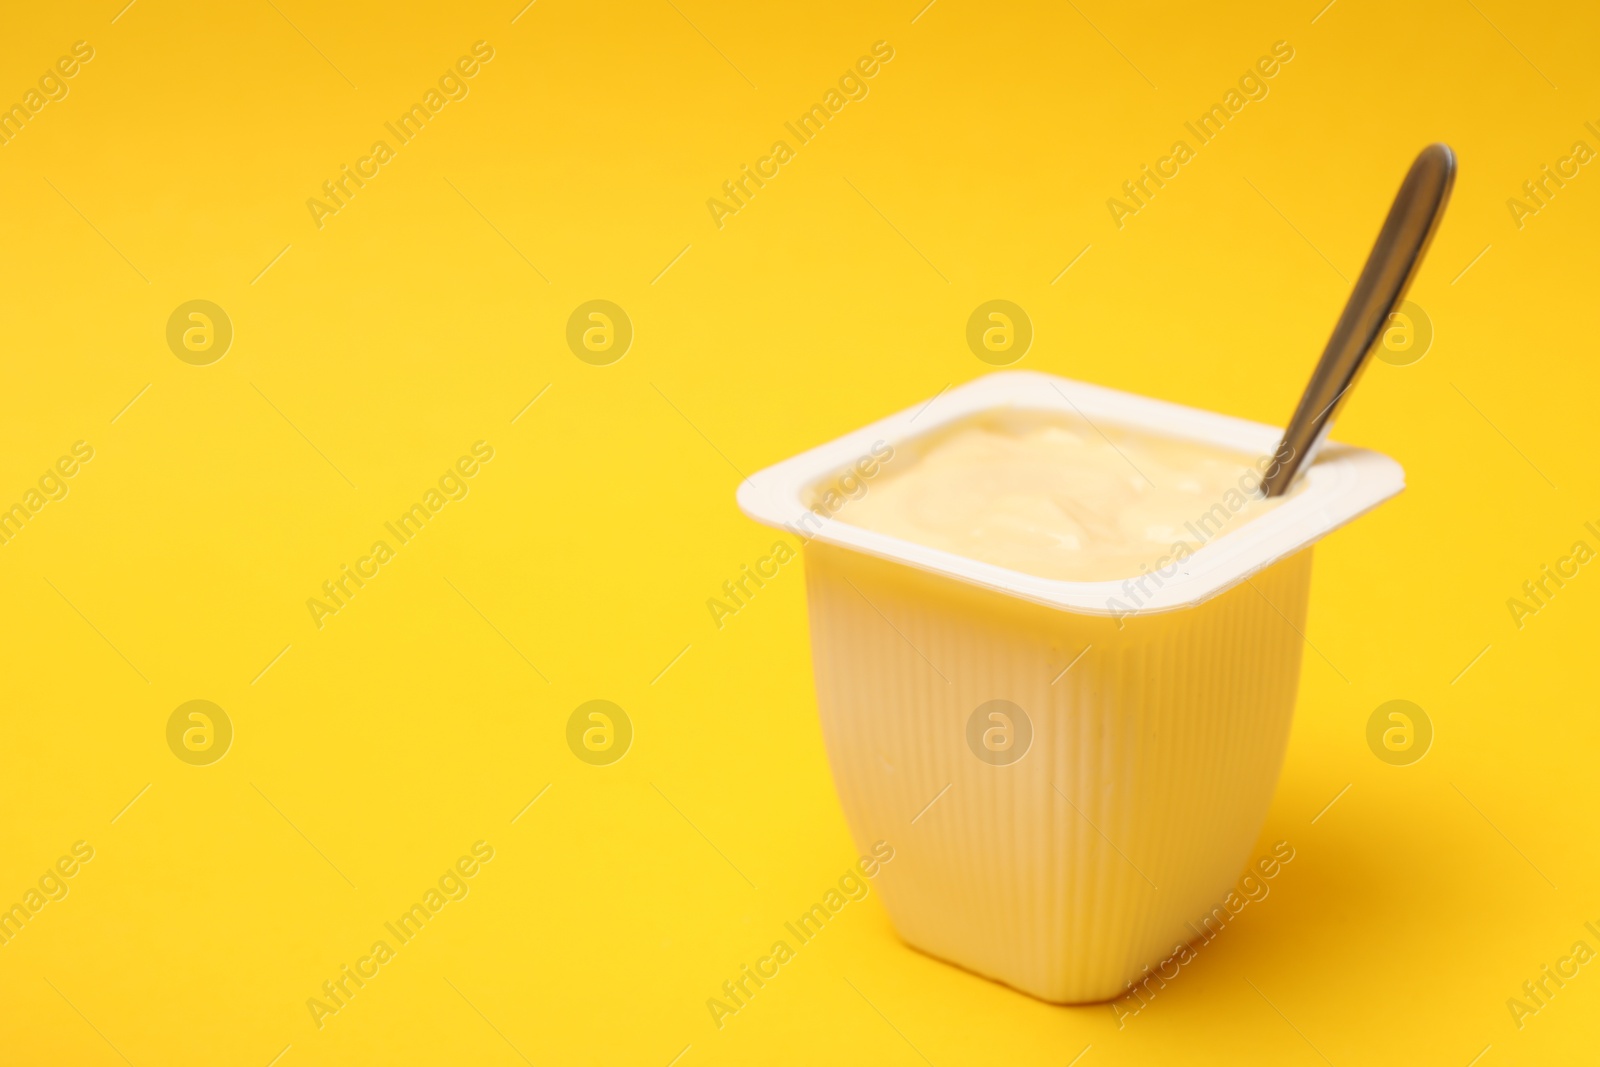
[828,410,1291,582]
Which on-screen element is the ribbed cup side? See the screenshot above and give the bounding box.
[804,543,1312,1003]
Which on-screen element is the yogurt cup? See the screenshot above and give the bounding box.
[736,371,1402,1003]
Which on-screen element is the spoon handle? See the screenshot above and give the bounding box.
[1260,143,1457,497]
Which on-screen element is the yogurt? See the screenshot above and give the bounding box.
[829,410,1292,582]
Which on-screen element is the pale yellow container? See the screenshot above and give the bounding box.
[737,372,1403,1003]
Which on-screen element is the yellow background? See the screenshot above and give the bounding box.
[1,0,1596,1063]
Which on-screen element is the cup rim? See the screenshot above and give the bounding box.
[736,370,1404,617]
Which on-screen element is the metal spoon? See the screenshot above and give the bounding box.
[1260,143,1456,497]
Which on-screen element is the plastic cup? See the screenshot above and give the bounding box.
[737,371,1402,1003]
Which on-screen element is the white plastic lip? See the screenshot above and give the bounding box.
[736,370,1405,617]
